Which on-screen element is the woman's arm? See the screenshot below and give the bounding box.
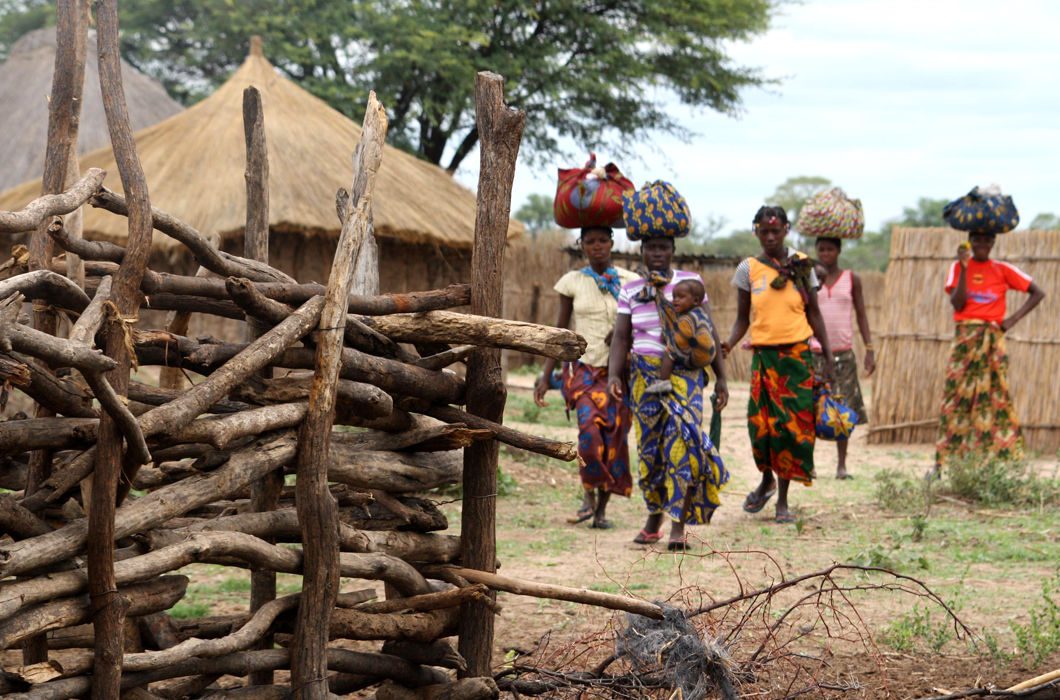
[851,272,875,376]
[1002,281,1045,331]
[950,248,970,311]
[607,313,633,399]
[703,299,728,411]
[533,294,573,406]
[722,288,751,357]
[805,288,836,386]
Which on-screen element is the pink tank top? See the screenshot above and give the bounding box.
[810,269,854,352]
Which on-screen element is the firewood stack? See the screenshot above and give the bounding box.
[0,10,619,692]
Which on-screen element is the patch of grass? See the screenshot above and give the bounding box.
[217,576,252,593]
[1011,569,1060,666]
[506,392,570,427]
[509,363,542,377]
[943,454,1060,508]
[873,469,929,513]
[846,543,929,573]
[167,601,211,619]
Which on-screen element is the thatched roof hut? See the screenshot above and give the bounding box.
[869,227,1060,454]
[0,27,182,192]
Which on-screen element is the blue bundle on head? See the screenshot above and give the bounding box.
[943,184,1019,234]
[621,181,691,241]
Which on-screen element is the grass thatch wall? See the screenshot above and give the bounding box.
[869,227,1060,454]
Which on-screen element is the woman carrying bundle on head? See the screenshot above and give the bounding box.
[930,186,1045,478]
[535,226,639,529]
[608,181,729,551]
[797,189,875,480]
[722,205,835,524]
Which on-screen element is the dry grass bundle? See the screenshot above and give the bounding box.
[870,227,1060,454]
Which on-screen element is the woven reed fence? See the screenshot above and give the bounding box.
[869,227,1060,454]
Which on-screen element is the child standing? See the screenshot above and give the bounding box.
[809,237,874,479]
[644,278,715,394]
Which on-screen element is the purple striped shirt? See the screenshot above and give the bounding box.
[617,269,706,357]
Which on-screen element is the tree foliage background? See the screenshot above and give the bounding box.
[0,0,782,173]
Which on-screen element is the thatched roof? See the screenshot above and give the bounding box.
[0,38,523,250]
[0,27,183,192]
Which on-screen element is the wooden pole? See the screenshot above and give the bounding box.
[458,71,525,677]
[20,0,88,667]
[92,0,155,693]
[241,77,281,687]
[290,93,387,699]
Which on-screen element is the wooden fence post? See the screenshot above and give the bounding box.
[458,71,525,677]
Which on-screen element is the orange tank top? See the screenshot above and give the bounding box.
[747,255,814,346]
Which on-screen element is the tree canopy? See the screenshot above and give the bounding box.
[0,0,781,172]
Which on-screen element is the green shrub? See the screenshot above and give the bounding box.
[944,454,1060,508]
[873,469,929,513]
[879,603,954,654]
[1010,570,1060,666]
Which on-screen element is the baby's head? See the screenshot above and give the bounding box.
[672,279,705,314]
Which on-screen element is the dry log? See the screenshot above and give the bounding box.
[431,566,665,620]
[360,311,585,361]
[137,611,182,651]
[0,169,104,233]
[141,292,244,318]
[0,531,433,619]
[326,447,462,493]
[381,640,467,673]
[0,493,52,539]
[47,223,124,263]
[0,575,187,649]
[163,510,459,561]
[0,431,297,579]
[133,330,465,405]
[355,583,491,614]
[0,270,90,312]
[229,376,392,422]
[0,417,96,452]
[1,315,116,373]
[333,422,491,453]
[91,187,295,285]
[426,405,576,461]
[1,659,64,684]
[127,381,248,414]
[376,677,499,700]
[0,352,96,418]
[324,606,459,643]
[170,403,308,450]
[0,456,28,491]
[0,676,92,700]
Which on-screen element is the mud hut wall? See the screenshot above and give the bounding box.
[869,227,1060,454]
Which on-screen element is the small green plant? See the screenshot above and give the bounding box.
[218,576,252,593]
[944,453,1060,507]
[909,514,927,542]
[879,603,954,653]
[1010,570,1060,666]
[873,469,929,513]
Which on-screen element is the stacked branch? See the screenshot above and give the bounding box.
[0,68,677,699]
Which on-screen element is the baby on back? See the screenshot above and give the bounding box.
[645,278,713,394]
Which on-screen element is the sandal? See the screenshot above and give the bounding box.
[633,529,663,544]
[774,511,796,524]
[567,506,594,524]
[590,518,614,530]
[742,488,776,514]
[667,539,691,552]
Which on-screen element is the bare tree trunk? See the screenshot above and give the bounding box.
[459,71,525,678]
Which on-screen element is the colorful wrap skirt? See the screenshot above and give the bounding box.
[628,353,729,524]
[748,342,816,484]
[561,362,633,496]
[935,321,1023,466]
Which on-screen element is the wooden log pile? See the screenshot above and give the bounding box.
[0,14,668,697]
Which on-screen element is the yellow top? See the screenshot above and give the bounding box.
[747,255,813,346]
[554,267,639,367]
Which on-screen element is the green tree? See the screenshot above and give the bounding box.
[765,175,832,225]
[1027,213,1060,230]
[0,0,52,60]
[0,1,783,172]
[513,193,559,239]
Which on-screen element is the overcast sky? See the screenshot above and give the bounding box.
[457,0,1060,239]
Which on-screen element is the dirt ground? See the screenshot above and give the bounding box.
[439,375,1060,699]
